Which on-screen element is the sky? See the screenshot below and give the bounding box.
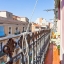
[0,0,54,22]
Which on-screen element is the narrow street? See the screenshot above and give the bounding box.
[44,43,60,64]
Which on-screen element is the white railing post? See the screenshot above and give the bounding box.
[32,43,34,64]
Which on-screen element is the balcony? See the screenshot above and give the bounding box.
[0,29,50,64]
[14,31,20,35]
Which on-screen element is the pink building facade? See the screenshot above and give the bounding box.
[58,1,60,20]
[57,0,60,35]
[60,0,64,64]
[55,0,64,64]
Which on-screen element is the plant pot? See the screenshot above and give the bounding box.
[57,45,60,55]
[58,49,60,55]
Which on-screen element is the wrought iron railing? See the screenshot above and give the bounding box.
[0,29,50,64]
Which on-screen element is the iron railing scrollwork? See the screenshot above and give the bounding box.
[2,29,51,64]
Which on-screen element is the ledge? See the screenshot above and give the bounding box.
[0,32,31,41]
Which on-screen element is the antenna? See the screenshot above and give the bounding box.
[43,9,55,12]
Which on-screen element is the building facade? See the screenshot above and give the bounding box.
[0,11,29,64]
[0,11,51,64]
[31,18,50,32]
[35,18,50,29]
[54,0,60,34]
[60,0,64,64]
[0,11,29,37]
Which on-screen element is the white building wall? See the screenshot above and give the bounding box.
[35,18,40,24]
[0,11,13,19]
[20,17,29,22]
[0,12,7,18]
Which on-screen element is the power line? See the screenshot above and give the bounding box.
[30,0,38,21]
[26,0,39,32]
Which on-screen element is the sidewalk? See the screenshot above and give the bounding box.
[44,43,60,64]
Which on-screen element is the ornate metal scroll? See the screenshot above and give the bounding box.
[2,29,50,64]
[34,32,38,64]
[26,34,31,44]
[18,35,24,64]
[26,34,31,64]
[3,38,17,64]
[32,32,35,64]
[18,35,23,48]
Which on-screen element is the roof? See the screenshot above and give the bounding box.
[0,11,28,19]
[0,17,28,25]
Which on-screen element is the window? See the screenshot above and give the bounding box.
[16,27,18,32]
[15,27,20,35]
[0,26,5,37]
[9,27,12,34]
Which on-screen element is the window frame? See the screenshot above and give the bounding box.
[16,27,19,33]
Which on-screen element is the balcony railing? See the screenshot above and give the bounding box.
[14,31,20,35]
[0,29,50,64]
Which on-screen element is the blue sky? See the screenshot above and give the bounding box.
[0,0,54,22]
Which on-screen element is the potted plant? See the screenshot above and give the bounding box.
[57,45,60,55]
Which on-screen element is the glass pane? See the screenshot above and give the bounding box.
[0,26,5,37]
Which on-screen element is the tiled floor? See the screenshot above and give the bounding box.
[44,43,60,64]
